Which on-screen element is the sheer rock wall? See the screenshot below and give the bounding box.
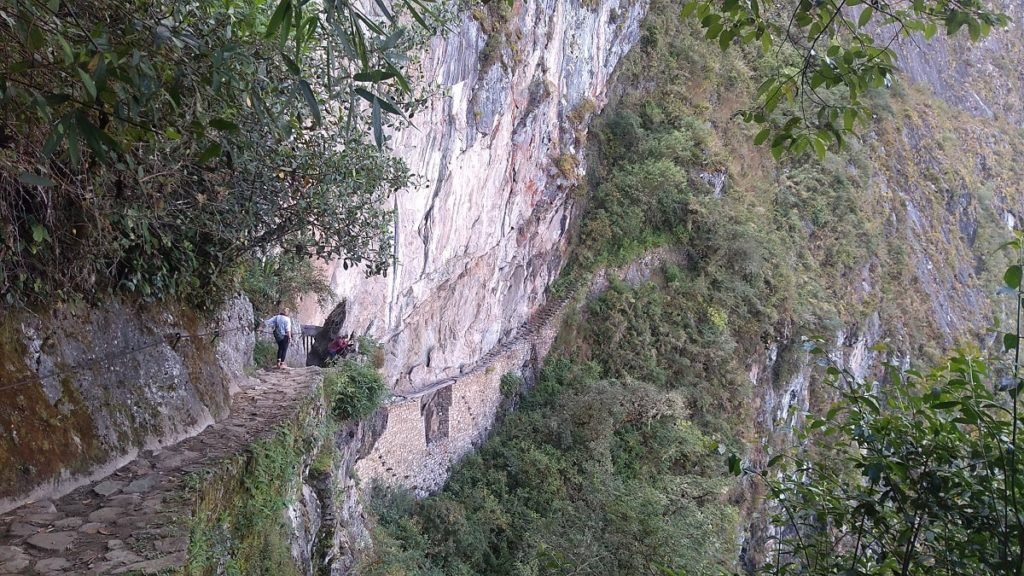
[303,0,648,390]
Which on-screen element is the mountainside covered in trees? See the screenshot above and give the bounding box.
[3,0,1024,573]
[359,0,1024,573]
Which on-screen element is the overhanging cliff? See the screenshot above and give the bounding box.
[303,0,648,389]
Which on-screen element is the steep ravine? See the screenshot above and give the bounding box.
[279,2,1024,571]
[738,19,1024,563]
[303,0,651,514]
[344,0,1024,572]
[4,0,1023,573]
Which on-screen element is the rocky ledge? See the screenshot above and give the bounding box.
[0,368,321,576]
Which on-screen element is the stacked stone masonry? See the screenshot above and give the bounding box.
[355,277,578,495]
[354,248,685,496]
[0,368,321,576]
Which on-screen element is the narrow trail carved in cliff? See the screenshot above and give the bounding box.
[389,246,676,403]
[391,276,584,401]
[0,368,321,576]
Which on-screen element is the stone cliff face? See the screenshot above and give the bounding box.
[888,0,1024,122]
[742,7,1024,565]
[301,0,648,390]
[0,297,253,514]
[338,0,1024,560]
[327,3,1024,570]
[282,3,653,567]
[0,0,650,554]
[6,0,1021,571]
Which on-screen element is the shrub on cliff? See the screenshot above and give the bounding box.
[324,360,387,421]
[738,345,1024,575]
[710,248,1024,576]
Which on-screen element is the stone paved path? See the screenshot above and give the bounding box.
[0,368,320,575]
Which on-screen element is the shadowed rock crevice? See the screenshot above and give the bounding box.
[306,299,348,367]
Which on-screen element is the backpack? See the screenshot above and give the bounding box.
[272,316,288,340]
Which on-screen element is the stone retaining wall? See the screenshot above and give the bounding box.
[355,319,559,495]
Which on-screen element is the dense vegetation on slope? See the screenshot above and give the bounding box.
[360,0,1024,573]
[185,359,387,575]
[359,2,871,572]
[364,361,738,575]
[755,335,1024,575]
[0,0,442,309]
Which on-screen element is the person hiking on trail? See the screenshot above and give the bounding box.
[264,303,292,369]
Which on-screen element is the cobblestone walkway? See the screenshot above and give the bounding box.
[0,368,320,575]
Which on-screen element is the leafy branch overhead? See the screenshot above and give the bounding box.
[0,0,445,306]
[682,0,1009,158]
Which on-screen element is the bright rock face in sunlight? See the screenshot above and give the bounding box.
[305,0,648,388]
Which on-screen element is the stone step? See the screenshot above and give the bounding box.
[0,368,322,576]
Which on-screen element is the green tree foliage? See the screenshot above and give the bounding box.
[744,246,1024,575]
[572,274,756,438]
[751,346,1024,575]
[578,0,890,329]
[362,359,740,575]
[241,252,332,316]
[499,370,524,397]
[324,359,387,421]
[682,0,1009,157]
[0,0,444,306]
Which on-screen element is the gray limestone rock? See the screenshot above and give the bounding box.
[78,522,105,534]
[154,537,187,553]
[0,556,30,574]
[58,503,91,516]
[123,475,159,494]
[0,547,26,563]
[6,522,39,537]
[314,0,649,396]
[113,551,186,574]
[3,296,253,514]
[25,531,77,552]
[23,512,62,524]
[0,367,326,575]
[105,548,143,564]
[93,480,125,497]
[52,517,84,530]
[114,515,150,527]
[87,507,124,523]
[106,494,142,508]
[34,557,72,575]
[20,501,56,514]
[215,295,256,389]
[154,450,197,471]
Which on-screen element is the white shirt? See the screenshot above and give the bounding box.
[265,314,292,339]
